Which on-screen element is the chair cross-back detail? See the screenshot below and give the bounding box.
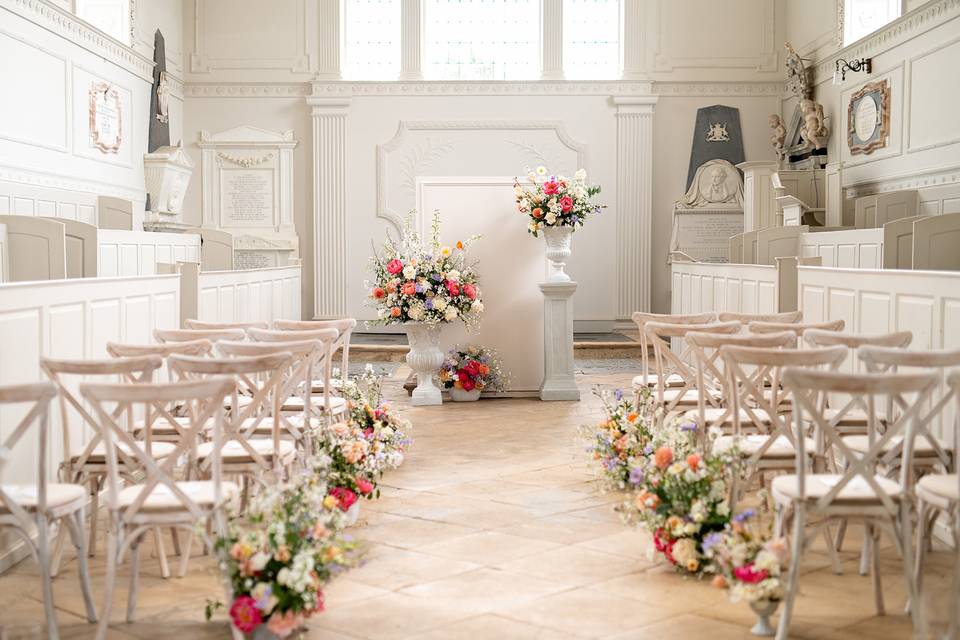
[748,319,845,339]
[718,310,803,324]
[644,320,740,414]
[183,319,268,330]
[80,377,238,639]
[154,328,246,344]
[273,318,356,390]
[773,368,940,639]
[0,382,97,639]
[631,312,715,398]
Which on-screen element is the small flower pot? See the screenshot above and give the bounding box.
[449,388,481,402]
[343,501,360,526]
[250,624,281,640]
[749,599,779,636]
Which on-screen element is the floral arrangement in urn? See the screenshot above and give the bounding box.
[581,388,657,491]
[438,345,509,400]
[215,463,357,638]
[366,210,484,327]
[513,166,604,237]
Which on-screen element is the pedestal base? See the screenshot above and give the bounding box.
[539,281,579,402]
[405,322,444,406]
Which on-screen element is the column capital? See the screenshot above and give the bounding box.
[612,96,658,115]
[306,95,352,115]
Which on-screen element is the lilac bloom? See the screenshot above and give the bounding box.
[425,298,434,310]
[679,423,698,432]
[644,445,654,455]
[628,467,644,486]
[415,282,424,293]
[614,389,623,401]
[702,532,723,551]
[733,509,756,524]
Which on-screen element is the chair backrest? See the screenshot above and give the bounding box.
[107,339,214,384]
[721,345,847,463]
[803,329,913,350]
[748,319,845,338]
[80,378,235,525]
[631,312,716,388]
[783,368,939,514]
[169,353,295,472]
[247,328,339,413]
[40,356,163,480]
[0,382,57,529]
[272,318,356,381]
[644,320,740,412]
[154,328,245,344]
[947,371,960,479]
[183,319,268,330]
[685,330,796,434]
[718,310,802,324]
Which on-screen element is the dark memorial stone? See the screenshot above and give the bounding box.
[148,29,170,153]
[685,105,745,190]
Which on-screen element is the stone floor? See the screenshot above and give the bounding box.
[0,365,953,639]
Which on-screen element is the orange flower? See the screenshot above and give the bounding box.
[654,446,673,469]
[635,490,660,511]
[687,453,701,470]
[456,240,464,250]
[627,412,638,423]
[532,207,544,218]
[712,575,728,589]
[390,307,402,317]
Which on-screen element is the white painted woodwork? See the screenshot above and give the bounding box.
[777,195,808,227]
[912,212,960,271]
[43,218,98,278]
[738,162,778,232]
[741,230,760,264]
[96,196,134,230]
[756,225,808,265]
[824,162,843,227]
[671,261,779,317]
[195,228,235,271]
[800,227,884,269]
[0,223,8,283]
[0,215,67,281]
[97,229,200,277]
[178,263,301,327]
[399,0,423,81]
[883,216,924,269]
[728,233,744,263]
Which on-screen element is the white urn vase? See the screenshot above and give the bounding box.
[542,226,573,282]
[405,322,444,406]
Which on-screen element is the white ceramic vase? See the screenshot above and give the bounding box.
[749,599,779,636]
[344,501,360,526]
[542,226,573,282]
[448,387,481,402]
[405,322,444,406]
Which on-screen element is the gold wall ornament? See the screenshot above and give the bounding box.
[216,151,275,168]
[847,79,890,155]
[88,81,123,154]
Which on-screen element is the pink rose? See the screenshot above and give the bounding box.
[559,195,574,213]
[543,180,560,195]
[267,610,303,638]
[229,596,262,633]
[386,259,403,275]
[462,283,477,300]
[329,486,358,511]
[733,563,770,584]
[401,281,417,296]
[446,281,460,297]
[356,477,374,495]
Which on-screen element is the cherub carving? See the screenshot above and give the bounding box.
[800,99,829,150]
[784,41,809,98]
[768,114,787,160]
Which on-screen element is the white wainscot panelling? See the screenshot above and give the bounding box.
[0,274,179,570]
[799,228,884,268]
[98,230,200,276]
[0,181,98,224]
[0,31,68,152]
[671,262,778,317]
[191,265,301,325]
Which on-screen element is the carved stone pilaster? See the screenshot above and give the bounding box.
[317,0,341,80]
[541,0,563,81]
[614,96,657,318]
[307,95,350,317]
[400,0,423,81]
[622,0,647,79]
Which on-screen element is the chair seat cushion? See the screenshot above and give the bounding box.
[823,407,870,426]
[631,373,685,390]
[916,474,959,502]
[714,434,815,458]
[223,395,254,410]
[772,473,902,504]
[658,388,719,407]
[117,480,240,512]
[300,378,345,394]
[0,483,86,514]
[196,438,296,461]
[842,435,952,456]
[70,440,177,462]
[683,407,774,427]
[281,395,347,413]
[133,416,211,437]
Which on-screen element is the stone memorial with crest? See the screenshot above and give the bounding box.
[670,159,744,263]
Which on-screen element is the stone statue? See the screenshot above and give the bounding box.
[675,159,744,209]
[800,99,829,150]
[769,114,787,160]
[784,41,808,99]
[155,71,170,124]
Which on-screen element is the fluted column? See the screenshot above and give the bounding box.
[541,0,563,80]
[614,96,657,318]
[622,0,647,79]
[317,0,341,80]
[400,0,423,80]
[307,95,351,318]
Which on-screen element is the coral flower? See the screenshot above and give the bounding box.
[446,281,460,297]
[559,195,574,212]
[654,446,674,469]
[229,596,262,632]
[386,259,403,275]
[356,477,374,495]
[329,487,358,511]
[456,240,464,250]
[712,574,729,589]
[543,180,560,195]
[401,281,417,296]
[532,207,544,218]
[462,283,477,300]
[371,287,386,299]
[687,453,701,470]
[267,610,303,638]
[390,307,402,318]
[627,412,638,423]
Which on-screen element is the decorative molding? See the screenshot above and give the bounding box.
[843,163,960,198]
[0,163,146,203]
[652,81,785,97]
[316,0,341,79]
[184,83,312,98]
[812,0,960,85]
[398,139,454,194]
[1,0,155,82]
[198,125,297,148]
[310,80,654,96]
[216,151,274,168]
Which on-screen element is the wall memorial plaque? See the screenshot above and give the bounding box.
[221,169,274,227]
[89,81,123,154]
[847,79,890,155]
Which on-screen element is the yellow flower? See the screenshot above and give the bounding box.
[323,495,338,510]
[440,246,452,257]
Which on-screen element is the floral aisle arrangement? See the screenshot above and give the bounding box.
[620,420,737,574]
[581,388,657,491]
[214,463,357,638]
[341,365,413,482]
[513,166,605,237]
[366,210,484,327]
[438,345,509,397]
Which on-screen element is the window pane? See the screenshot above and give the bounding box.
[564,0,620,79]
[425,0,541,81]
[76,0,130,44]
[344,0,401,80]
[843,0,901,46]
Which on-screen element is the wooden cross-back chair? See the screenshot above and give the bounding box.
[154,328,246,344]
[216,338,322,451]
[168,352,297,494]
[80,377,238,640]
[718,310,803,324]
[183,319,268,330]
[40,356,165,561]
[273,318,357,392]
[246,327,346,422]
[773,368,940,640]
[748,319,845,339]
[0,382,97,639]
[643,320,740,414]
[719,344,848,512]
[683,330,796,436]
[631,312,715,399]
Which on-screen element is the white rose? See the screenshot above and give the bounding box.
[471,301,484,314]
[250,551,270,572]
[446,270,461,282]
[574,168,587,181]
[408,303,425,321]
[545,212,557,224]
[444,306,459,321]
[402,265,416,279]
[433,297,448,311]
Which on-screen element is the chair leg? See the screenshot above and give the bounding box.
[170,527,181,556]
[776,507,806,640]
[126,536,141,623]
[49,521,67,578]
[859,527,871,576]
[948,508,960,640]
[178,529,194,578]
[154,527,170,579]
[87,481,100,557]
[96,529,119,640]
[64,508,98,623]
[899,506,924,636]
[913,500,930,598]
[821,523,843,575]
[868,523,885,616]
[35,515,60,640]
[835,518,848,552]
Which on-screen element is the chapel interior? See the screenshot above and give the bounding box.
[1,1,959,639]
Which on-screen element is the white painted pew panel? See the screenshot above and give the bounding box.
[756,225,808,265]
[799,228,884,268]
[671,262,778,317]
[0,224,7,283]
[178,264,301,326]
[912,212,960,271]
[43,217,97,278]
[98,229,200,277]
[882,216,924,269]
[0,215,66,281]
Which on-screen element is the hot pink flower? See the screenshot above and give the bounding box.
[386,259,403,275]
[462,379,476,391]
[446,281,460,297]
[543,180,560,195]
[356,477,374,495]
[559,195,574,213]
[462,283,477,300]
[266,610,303,638]
[229,596,262,632]
[329,486,358,511]
[733,563,770,584]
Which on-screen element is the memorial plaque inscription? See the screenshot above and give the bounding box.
[221,169,273,227]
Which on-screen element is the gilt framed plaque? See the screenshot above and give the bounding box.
[88,81,123,154]
[847,79,889,155]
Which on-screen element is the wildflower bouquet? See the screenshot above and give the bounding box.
[215,464,357,638]
[438,345,508,393]
[622,421,736,574]
[367,210,484,327]
[341,365,413,481]
[314,421,383,512]
[704,500,788,604]
[514,166,605,237]
[582,388,657,491]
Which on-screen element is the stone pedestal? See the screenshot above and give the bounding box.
[143,142,193,231]
[539,281,579,401]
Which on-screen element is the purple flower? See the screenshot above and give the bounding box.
[628,467,644,486]
[643,445,654,455]
[425,298,434,309]
[702,532,723,551]
[733,509,756,524]
[679,423,698,432]
[614,389,623,401]
[430,273,442,282]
